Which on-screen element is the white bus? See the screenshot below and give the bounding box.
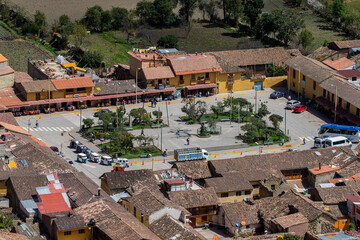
[318,124,360,143]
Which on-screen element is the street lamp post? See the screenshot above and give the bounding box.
[80,101,83,130]
[294,64,300,101]
[135,68,140,104]
[330,84,338,123]
[284,108,287,136]
[255,142,260,155]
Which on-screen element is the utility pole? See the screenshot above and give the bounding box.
[230,90,233,126]
[158,107,162,152]
[80,101,83,130]
[166,101,169,126]
[238,105,240,135]
[255,90,258,113]
[284,108,287,136]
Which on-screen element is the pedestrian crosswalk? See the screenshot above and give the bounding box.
[22,126,73,132]
[299,136,316,142]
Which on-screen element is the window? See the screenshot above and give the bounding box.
[78,229,85,234]
[331,93,334,102]
[36,93,40,100]
[323,89,326,97]
[357,108,359,117]
[66,89,74,93]
[302,74,305,81]
[202,216,207,222]
[293,69,296,79]
[245,190,251,195]
[347,102,350,111]
[208,206,214,210]
[313,81,316,90]
[220,193,229,198]
[339,98,342,106]
[191,74,195,80]
[77,87,86,92]
[236,191,242,196]
[206,72,209,79]
[133,207,137,217]
[292,82,295,87]
[180,75,184,84]
[64,231,71,236]
[150,80,155,86]
[253,184,259,189]
[166,78,170,85]
[271,185,276,190]
[352,77,357,81]
[158,79,163,84]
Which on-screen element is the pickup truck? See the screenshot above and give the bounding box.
[174,147,209,161]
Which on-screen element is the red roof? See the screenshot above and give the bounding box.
[323,57,355,70]
[51,77,95,90]
[308,165,340,175]
[165,179,185,185]
[345,195,360,203]
[187,83,218,90]
[168,55,222,75]
[37,193,71,214]
[337,69,360,78]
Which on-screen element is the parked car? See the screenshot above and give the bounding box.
[70,139,79,148]
[286,100,301,109]
[270,91,285,99]
[293,105,307,113]
[76,144,85,153]
[66,158,75,166]
[94,109,110,117]
[50,146,59,152]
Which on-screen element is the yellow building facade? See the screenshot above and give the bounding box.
[57,228,92,240]
[120,200,150,226]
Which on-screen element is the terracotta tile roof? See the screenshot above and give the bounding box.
[309,165,340,175]
[320,77,360,109]
[205,172,254,193]
[142,66,175,80]
[54,214,87,231]
[308,46,338,62]
[0,122,30,135]
[323,57,356,70]
[149,215,206,240]
[0,88,25,107]
[0,66,14,75]
[172,160,212,180]
[0,54,8,63]
[272,212,308,229]
[286,55,344,83]
[0,112,19,126]
[8,175,48,200]
[168,55,222,75]
[0,232,29,240]
[20,80,56,93]
[94,80,137,96]
[330,40,360,50]
[14,72,33,83]
[31,136,48,147]
[51,77,95,90]
[222,201,260,226]
[100,169,156,193]
[335,161,360,178]
[337,69,360,78]
[315,186,359,204]
[123,186,188,216]
[207,48,300,73]
[168,187,219,209]
[209,146,356,178]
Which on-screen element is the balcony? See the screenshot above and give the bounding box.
[65,92,87,98]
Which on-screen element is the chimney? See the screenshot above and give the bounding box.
[97,188,101,196]
[319,162,321,170]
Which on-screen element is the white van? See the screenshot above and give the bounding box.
[89,153,100,163]
[323,136,352,148]
[116,158,129,167]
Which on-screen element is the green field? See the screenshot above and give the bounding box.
[346,0,360,13]
[70,31,140,66]
[0,25,12,38]
[0,40,51,72]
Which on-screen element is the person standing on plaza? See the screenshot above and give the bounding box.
[303,138,306,145]
[186,137,190,145]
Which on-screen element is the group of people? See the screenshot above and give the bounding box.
[150,98,158,108]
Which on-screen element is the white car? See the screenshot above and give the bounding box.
[286,100,301,109]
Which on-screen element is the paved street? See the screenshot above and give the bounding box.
[15,88,332,185]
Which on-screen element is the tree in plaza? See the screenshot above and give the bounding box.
[182,101,208,135]
[211,102,224,118]
[73,22,88,46]
[114,106,126,127]
[111,7,129,30]
[83,118,94,129]
[129,108,148,125]
[257,102,270,119]
[152,110,163,122]
[243,0,264,30]
[298,29,314,49]
[111,130,134,154]
[332,0,346,20]
[157,35,179,48]
[98,112,115,131]
[241,116,266,142]
[269,114,283,129]
[83,5,103,32]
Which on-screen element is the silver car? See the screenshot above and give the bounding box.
[286,100,301,109]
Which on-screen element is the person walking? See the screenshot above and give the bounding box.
[154,99,157,108]
[303,137,306,145]
[288,95,291,101]
[281,138,284,146]
[186,137,190,145]
[35,120,39,128]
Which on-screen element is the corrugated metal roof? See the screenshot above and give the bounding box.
[36,186,50,195]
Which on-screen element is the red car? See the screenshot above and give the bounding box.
[293,105,307,113]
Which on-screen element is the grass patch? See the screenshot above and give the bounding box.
[248,134,289,146]
[0,40,51,72]
[98,143,162,159]
[70,31,143,65]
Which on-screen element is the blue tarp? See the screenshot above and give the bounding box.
[321,124,360,131]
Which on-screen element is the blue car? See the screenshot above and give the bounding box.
[270,91,285,99]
